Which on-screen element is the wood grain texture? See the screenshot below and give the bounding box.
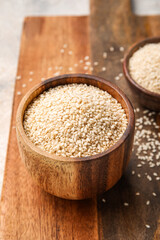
[0,17,99,240]
[90,0,160,239]
[16,74,134,199]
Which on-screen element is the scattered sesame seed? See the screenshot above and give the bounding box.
[12,126,16,129]
[93,61,98,66]
[124,202,129,206]
[16,76,21,80]
[153,172,158,176]
[137,174,141,178]
[60,49,64,53]
[41,78,45,81]
[84,56,89,61]
[137,164,142,168]
[120,58,124,63]
[132,171,135,175]
[54,72,60,76]
[85,61,91,66]
[103,52,107,59]
[68,51,72,55]
[68,67,73,71]
[152,192,157,196]
[17,91,21,95]
[48,67,52,71]
[55,66,58,70]
[115,76,120,81]
[145,224,150,229]
[29,71,34,75]
[110,46,114,52]
[147,175,152,181]
[119,46,124,52]
[119,73,123,77]
[90,67,94,71]
[102,198,106,203]
[22,84,26,88]
[146,200,150,205]
[74,63,78,67]
[84,66,88,70]
[136,192,140,196]
[63,44,67,48]
[102,67,106,71]
[29,78,33,82]
[79,60,83,63]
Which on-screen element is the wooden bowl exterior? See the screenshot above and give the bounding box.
[123,37,160,111]
[16,74,135,200]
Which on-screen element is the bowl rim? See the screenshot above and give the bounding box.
[16,73,135,162]
[123,36,160,99]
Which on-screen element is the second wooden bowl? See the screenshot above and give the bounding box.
[16,74,135,200]
[123,37,160,111]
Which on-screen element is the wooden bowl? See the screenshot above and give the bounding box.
[123,37,160,111]
[16,74,135,200]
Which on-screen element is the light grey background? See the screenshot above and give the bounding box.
[0,0,160,194]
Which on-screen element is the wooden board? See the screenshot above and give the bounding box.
[0,17,99,240]
[90,0,160,239]
[1,1,160,239]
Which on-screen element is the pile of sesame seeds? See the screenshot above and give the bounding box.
[23,84,127,158]
[129,43,160,94]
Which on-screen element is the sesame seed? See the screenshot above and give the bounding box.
[145,224,150,229]
[147,175,152,181]
[103,52,107,59]
[54,72,60,76]
[29,71,34,75]
[22,84,26,88]
[41,78,45,81]
[29,78,33,82]
[136,192,140,196]
[60,49,64,53]
[79,60,83,63]
[74,63,78,67]
[68,51,72,55]
[84,56,89,61]
[124,202,129,206]
[63,44,67,48]
[152,192,157,196]
[16,76,21,80]
[102,67,106,71]
[17,91,21,95]
[119,46,124,52]
[110,46,114,52]
[102,198,106,203]
[132,171,135,175]
[115,76,120,81]
[48,67,52,71]
[146,200,150,205]
[93,62,98,66]
[84,66,88,70]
